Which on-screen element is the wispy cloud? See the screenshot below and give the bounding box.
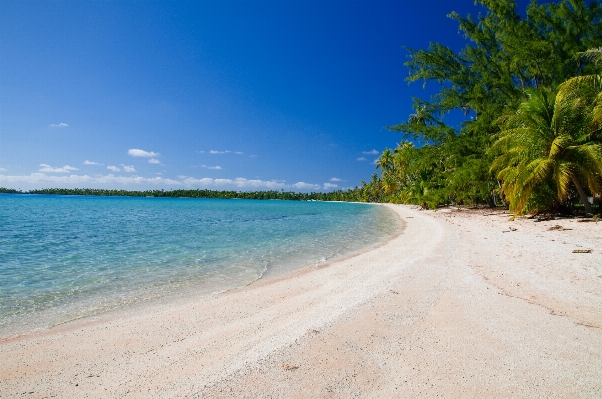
[0,173,182,186]
[235,151,244,155]
[362,149,379,155]
[181,177,291,190]
[128,149,159,158]
[207,166,222,170]
[356,157,367,161]
[209,150,231,154]
[0,172,332,192]
[107,166,120,172]
[39,164,78,173]
[83,160,102,165]
[49,123,69,128]
[323,183,338,189]
[0,167,7,172]
[148,158,161,164]
[121,164,136,173]
[329,177,342,182]
[292,182,321,190]
[182,177,281,189]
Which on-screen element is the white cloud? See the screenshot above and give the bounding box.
[107,166,120,172]
[209,150,231,154]
[128,149,159,158]
[83,160,102,165]
[0,173,182,186]
[121,164,136,173]
[0,172,334,192]
[148,158,160,164]
[356,157,367,161]
[235,151,244,155]
[181,177,286,189]
[249,155,258,158]
[0,168,7,172]
[329,177,342,182]
[362,149,379,155]
[49,123,69,128]
[197,150,205,154]
[207,166,222,170]
[39,164,78,173]
[292,182,321,190]
[323,183,338,189]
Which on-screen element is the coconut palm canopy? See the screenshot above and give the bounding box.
[490,84,602,215]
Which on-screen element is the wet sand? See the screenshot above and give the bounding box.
[1,204,601,398]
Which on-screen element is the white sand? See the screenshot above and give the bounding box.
[1,204,601,398]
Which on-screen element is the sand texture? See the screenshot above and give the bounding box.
[1,204,601,398]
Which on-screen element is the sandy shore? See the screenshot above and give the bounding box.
[1,204,601,398]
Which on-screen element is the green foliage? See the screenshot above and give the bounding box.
[21,187,366,202]
[0,187,22,194]
[491,81,602,214]
[362,0,602,213]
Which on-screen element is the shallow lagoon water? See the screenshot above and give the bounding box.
[0,195,400,336]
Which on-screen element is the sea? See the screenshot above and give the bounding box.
[0,194,400,337]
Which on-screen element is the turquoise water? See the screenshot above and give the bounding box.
[0,195,400,336]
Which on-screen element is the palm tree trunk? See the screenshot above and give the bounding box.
[570,173,594,215]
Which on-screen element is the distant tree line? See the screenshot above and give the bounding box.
[0,187,366,202]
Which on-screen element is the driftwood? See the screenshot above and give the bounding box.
[572,249,592,253]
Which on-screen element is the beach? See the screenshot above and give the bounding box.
[1,203,601,398]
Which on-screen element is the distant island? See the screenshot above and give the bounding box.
[0,187,364,202]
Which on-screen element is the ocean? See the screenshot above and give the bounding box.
[0,194,400,337]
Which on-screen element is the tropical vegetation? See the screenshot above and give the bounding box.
[0,187,366,201]
[362,0,602,216]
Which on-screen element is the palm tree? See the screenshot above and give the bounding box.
[490,84,602,215]
[376,148,394,174]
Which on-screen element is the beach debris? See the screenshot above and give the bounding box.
[502,226,518,233]
[572,249,592,253]
[530,213,555,222]
[548,225,572,231]
[389,289,399,294]
[280,363,299,371]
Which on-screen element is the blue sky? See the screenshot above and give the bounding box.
[0,0,529,191]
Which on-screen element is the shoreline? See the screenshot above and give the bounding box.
[236,203,405,292]
[1,204,601,398]
[0,201,399,342]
